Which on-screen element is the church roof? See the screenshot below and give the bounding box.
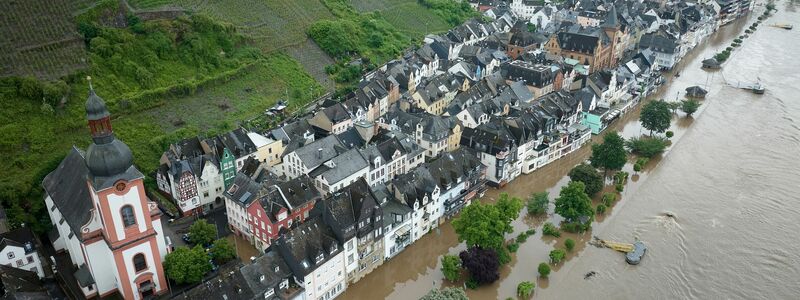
[42,148,93,241]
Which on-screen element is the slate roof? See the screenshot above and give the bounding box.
[274,175,320,209]
[42,148,93,240]
[240,251,293,298]
[391,168,437,209]
[460,120,517,155]
[426,148,484,189]
[218,128,257,158]
[0,228,36,254]
[639,33,678,54]
[181,263,255,300]
[274,217,342,278]
[292,135,345,170]
[501,60,554,88]
[225,173,264,208]
[0,265,49,299]
[556,31,599,53]
[309,148,368,185]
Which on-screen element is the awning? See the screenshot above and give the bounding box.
[394,225,411,237]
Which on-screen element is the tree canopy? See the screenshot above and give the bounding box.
[210,238,236,264]
[189,219,217,246]
[164,246,212,284]
[625,136,668,158]
[459,246,500,285]
[554,182,594,223]
[527,192,549,215]
[538,262,551,277]
[420,287,469,300]
[568,164,603,196]
[452,193,522,251]
[590,131,627,172]
[549,249,566,264]
[640,100,672,134]
[441,255,462,282]
[681,99,701,116]
[517,281,535,298]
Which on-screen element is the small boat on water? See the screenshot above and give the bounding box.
[752,82,765,94]
[686,86,708,98]
[771,23,794,30]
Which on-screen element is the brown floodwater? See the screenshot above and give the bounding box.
[340,2,800,299]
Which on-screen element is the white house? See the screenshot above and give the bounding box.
[0,228,44,278]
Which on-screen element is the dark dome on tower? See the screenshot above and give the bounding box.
[86,89,110,121]
[83,85,134,178]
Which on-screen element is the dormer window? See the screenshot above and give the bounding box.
[315,253,324,264]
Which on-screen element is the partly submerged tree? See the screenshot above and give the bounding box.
[640,100,672,135]
[568,164,603,196]
[460,246,500,285]
[590,131,627,173]
[441,254,462,282]
[554,182,594,224]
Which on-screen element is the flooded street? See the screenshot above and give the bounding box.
[340,2,800,299]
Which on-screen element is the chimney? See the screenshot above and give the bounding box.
[318,148,323,159]
[259,275,265,282]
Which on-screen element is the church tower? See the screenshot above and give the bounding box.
[84,79,169,299]
[601,5,621,68]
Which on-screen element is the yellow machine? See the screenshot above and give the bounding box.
[592,237,646,265]
[598,240,635,253]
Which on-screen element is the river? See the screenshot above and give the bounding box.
[339,2,800,299]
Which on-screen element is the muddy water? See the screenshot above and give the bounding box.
[340,3,800,299]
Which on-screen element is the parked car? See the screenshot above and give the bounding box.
[182,233,191,244]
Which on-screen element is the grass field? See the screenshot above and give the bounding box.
[352,0,451,35]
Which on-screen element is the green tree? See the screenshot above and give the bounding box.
[564,238,576,252]
[210,239,236,264]
[538,262,551,277]
[625,136,668,158]
[164,246,212,284]
[549,249,566,264]
[527,192,549,215]
[441,255,462,282]
[189,219,217,246]
[680,99,701,116]
[640,100,672,135]
[568,164,603,196]
[453,195,522,251]
[590,131,627,172]
[554,182,594,223]
[517,281,535,298]
[420,287,469,300]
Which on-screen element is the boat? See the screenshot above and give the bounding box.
[591,238,647,265]
[685,86,708,98]
[770,23,794,30]
[752,82,765,94]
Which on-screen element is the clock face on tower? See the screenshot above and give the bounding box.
[115,181,127,192]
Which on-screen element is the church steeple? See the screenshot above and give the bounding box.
[83,77,134,178]
[602,5,619,30]
[85,76,113,143]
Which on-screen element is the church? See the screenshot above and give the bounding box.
[43,82,170,299]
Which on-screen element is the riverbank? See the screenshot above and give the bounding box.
[338,5,767,300]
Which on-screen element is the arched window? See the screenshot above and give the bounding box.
[121,205,136,227]
[133,254,147,272]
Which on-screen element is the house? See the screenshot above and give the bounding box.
[43,87,169,299]
[379,185,413,259]
[575,87,609,134]
[239,251,303,299]
[309,148,370,196]
[157,137,225,213]
[225,173,320,252]
[359,133,422,187]
[309,102,354,135]
[509,0,539,21]
[501,60,555,100]
[247,131,284,167]
[379,110,462,158]
[460,120,520,186]
[424,149,487,218]
[317,179,383,284]
[0,264,52,299]
[410,74,460,116]
[545,7,623,72]
[389,168,441,241]
[279,135,344,180]
[0,228,44,278]
[639,32,680,70]
[215,128,259,172]
[165,160,201,214]
[273,217,346,300]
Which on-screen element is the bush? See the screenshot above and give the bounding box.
[465,277,479,289]
[561,221,590,233]
[507,242,520,253]
[517,281,535,298]
[517,231,531,243]
[602,193,616,206]
[681,99,701,116]
[542,222,561,237]
[634,157,649,173]
[526,229,536,235]
[596,204,607,214]
[527,191,549,215]
[538,262,551,277]
[441,255,462,282]
[564,238,575,252]
[633,163,642,172]
[616,183,624,192]
[549,249,566,264]
[210,239,236,264]
[625,136,668,158]
[460,247,500,285]
[665,131,674,138]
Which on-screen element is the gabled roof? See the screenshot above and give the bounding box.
[309,148,368,185]
[42,147,93,240]
[292,135,344,170]
[240,251,292,297]
[0,228,36,253]
[274,217,342,278]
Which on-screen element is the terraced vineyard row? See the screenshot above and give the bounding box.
[0,0,89,79]
[352,0,451,36]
